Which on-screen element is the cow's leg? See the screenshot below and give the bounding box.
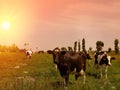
[83,72,86,84]
[105,66,108,80]
[104,66,110,85]
[26,55,28,59]
[75,74,79,80]
[28,55,31,59]
[29,55,32,59]
[63,76,69,90]
[54,64,58,70]
[75,69,86,84]
[80,69,86,84]
[75,68,80,80]
[100,66,103,79]
[63,76,69,86]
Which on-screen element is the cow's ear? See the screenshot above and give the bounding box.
[47,50,53,54]
[111,57,116,60]
[86,54,92,60]
[61,51,66,55]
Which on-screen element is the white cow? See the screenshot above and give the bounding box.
[26,50,33,59]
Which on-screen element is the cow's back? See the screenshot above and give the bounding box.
[64,52,86,72]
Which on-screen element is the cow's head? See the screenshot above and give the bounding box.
[47,48,61,64]
[54,50,66,62]
[100,52,114,66]
[54,51,70,77]
[86,53,92,60]
[105,55,111,66]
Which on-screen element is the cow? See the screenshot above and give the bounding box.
[38,50,44,54]
[25,50,33,59]
[93,51,115,84]
[48,47,92,88]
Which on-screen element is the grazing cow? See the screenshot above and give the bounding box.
[48,48,92,88]
[94,51,115,84]
[25,50,33,59]
[38,50,44,54]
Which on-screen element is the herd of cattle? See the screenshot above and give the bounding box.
[47,48,115,88]
[25,48,115,88]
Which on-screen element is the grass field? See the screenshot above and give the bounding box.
[0,52,120,90]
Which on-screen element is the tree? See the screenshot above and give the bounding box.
[61,47,67,51]
[96,41,104,51]
[74,41,77,52]
[0,44,19,52]
[114,39,119,54]
[108,48,112,53]
[68,46,73,51]
[24,42,29,50]
[78,41,81,52]
[10,44,19,52]
[82,38,86,52]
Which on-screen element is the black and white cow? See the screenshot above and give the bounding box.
[94,51,115,83]
[25,50,33,59]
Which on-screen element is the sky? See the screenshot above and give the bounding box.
[0,0,120,51]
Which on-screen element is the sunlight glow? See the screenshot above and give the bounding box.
[2,22,10,30]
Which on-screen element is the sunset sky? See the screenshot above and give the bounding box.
[0,0,120,51]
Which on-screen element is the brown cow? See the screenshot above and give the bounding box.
[48,48,91,88]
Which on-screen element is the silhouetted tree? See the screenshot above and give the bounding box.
[82,38,86,52]
[74,41,77,52]
[24,42,29,50]
[61,47,67,51]
[0,44,19,52]
[10,44,19,52]
[82,38,88,55]
[68,46,73,51]
[108,48,112,53]
[96,41,104,51]
[78,41,81,52]
[114,39,119,54]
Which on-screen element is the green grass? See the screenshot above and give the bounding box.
[0,52,120,90]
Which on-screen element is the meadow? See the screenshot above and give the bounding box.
[0,51,120,90]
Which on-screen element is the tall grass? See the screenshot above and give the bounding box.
[0,52,120,90]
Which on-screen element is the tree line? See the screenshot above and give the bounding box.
[96,39,119,54]
[0,39,119,53]
[61,38,119,54]
[0,44,19,52]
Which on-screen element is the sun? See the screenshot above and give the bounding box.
[2,21,10,30]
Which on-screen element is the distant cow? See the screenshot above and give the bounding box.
[38,50,44,54]
[26,50,33,59]
[48,48,92,87]
[94,51,115,83]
